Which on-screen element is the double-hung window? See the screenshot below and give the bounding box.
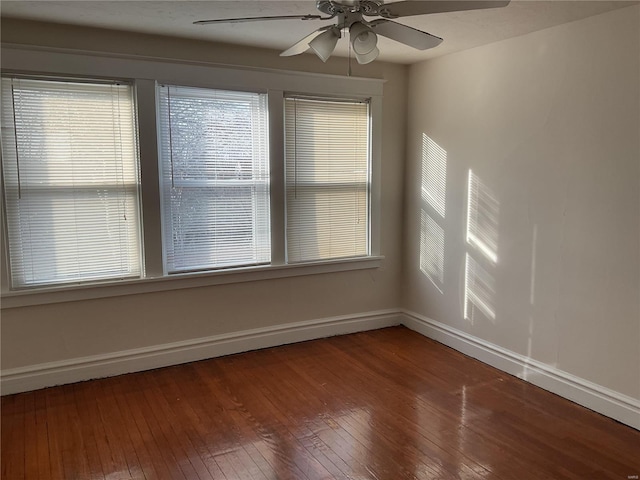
[0,53,380,304]
[0,77,141,288]
[156,85,270,273]
[284,96,370,263]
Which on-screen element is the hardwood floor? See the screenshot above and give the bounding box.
[2,326,639,479]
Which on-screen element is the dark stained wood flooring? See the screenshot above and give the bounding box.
[2,326,639,479]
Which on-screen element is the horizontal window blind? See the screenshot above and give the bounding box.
[157,85,270,273]
[285,97,370,263]
[0,77,142,288]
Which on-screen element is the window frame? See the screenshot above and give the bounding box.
[0,45,383,308]
[0,76,144,289]
[283,95,372,264]
[156,84,271,274]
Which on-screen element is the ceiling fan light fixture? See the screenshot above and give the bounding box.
[349,21,377,55]
[355,46,379,64]
[309,26,341,62]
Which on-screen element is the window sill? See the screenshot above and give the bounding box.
[0,256,384,309]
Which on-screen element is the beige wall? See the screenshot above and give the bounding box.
[0,20,408,369]
[403,5,640,399]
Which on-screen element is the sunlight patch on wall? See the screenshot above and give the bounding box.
[466,170,499,264]
[421,134,447,218]
[464,170,498,323]
[420,210,444,292]
[419,134,447,292]
[464,253,496,323]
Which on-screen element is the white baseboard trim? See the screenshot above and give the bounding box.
[4,308,638,432]
[0,309,402,396]
[401,310,640,431]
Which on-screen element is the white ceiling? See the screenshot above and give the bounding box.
[1,1,636,64]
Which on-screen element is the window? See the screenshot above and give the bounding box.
[284,97,370,263]
[0,48,383,305]
[156,85,270,273]
[0,77,141,288]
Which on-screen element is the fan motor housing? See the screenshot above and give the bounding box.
[316,0,385,17]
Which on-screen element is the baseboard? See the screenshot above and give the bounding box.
[4,308,638,432]
[401,310,640,431]
[0,309,402,395]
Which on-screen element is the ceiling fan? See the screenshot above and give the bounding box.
[194,1,510,64]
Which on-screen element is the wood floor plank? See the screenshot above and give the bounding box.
[3,327,639,480]
[332,333,553,479]
[262,347,419,479]
[158,368,232,479]
[116,374,185,480]
[23,393,40,480]
[32,391,52,480]
[2,394,25,480]
[167,365,250,480]
[276,338,488,479]
[223,351,360,479]
[144,369,218,480]
[373,330,639,477]
[42,388,68,479]
[108,377,167,480]
[196,358,321,480]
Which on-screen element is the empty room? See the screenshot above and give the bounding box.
[1,0,639,478]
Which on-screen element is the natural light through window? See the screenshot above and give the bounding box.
[466,170,499,264]
[421,134,447,218]
[284,97,369,263]
[0,78,141,288]
[464,170,499,323]
[419,134,447,291]
[464,253,496,322]
[157,85,270,273]
[420,211,445,291]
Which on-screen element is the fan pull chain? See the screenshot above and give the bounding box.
[348,30,352,77]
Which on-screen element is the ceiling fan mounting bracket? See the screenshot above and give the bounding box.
[316,0,385,18]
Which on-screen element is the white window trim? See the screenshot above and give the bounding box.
[1,256,384,308]
[0,44,384,308]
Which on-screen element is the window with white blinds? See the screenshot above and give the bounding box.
[0,77,142,288]
[284,97,370,263]
[157,85,270,273]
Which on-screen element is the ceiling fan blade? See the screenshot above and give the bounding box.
[280,26,333,57]
[369,19,442,50]
[194,14,324,25]
[378,1,510,18]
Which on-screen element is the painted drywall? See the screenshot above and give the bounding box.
[0,20,407,369]
[403,5,640,399]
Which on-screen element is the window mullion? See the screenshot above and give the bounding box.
[369,95,382,257]
[268,89,286,266]
[0,193,11,292]
[135,79,164,278]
